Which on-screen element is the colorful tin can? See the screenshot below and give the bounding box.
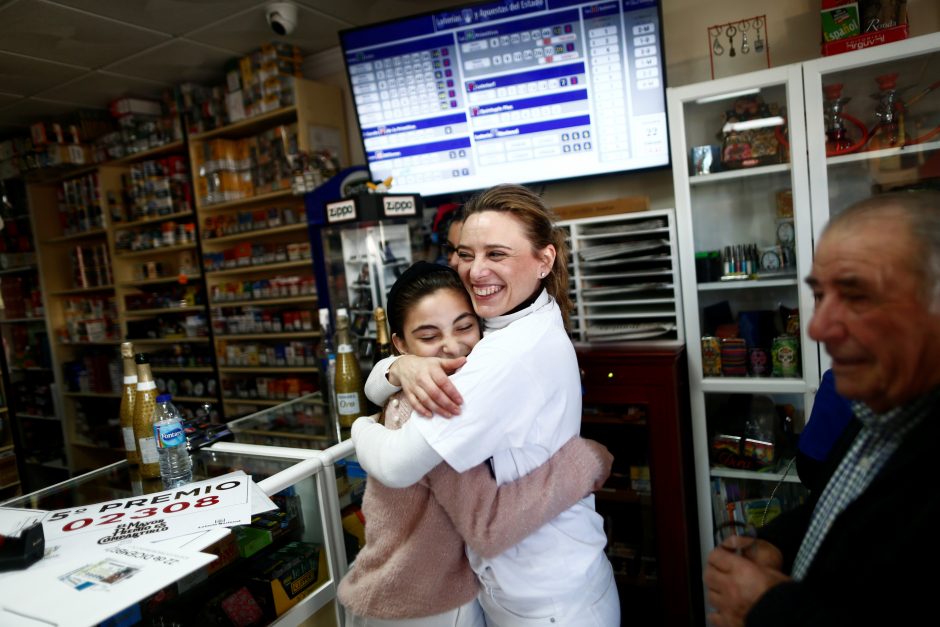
[772,336,800,377]
[702,336,722,376]
[748,347,770,377]
[720,338,748,377]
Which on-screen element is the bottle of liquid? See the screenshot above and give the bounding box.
[153,395,192,488]
[373,307,393,363]
[334,308,367,441]
[317,308,339,432]
[132,353,161,478]
[119,341,139,465]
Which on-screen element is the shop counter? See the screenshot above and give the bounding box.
[2,437,361,627]
[227,393,337,451]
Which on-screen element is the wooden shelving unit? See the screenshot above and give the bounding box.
[191,78,346,419]
[27,145,219,473]
[0,178,69,492]
[7,76,347,478]
[0,359,23,500]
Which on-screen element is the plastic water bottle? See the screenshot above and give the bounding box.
[153,395,192,488]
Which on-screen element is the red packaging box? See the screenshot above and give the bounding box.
[822,23,909,55]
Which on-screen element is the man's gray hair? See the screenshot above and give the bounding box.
[826,190,940,310]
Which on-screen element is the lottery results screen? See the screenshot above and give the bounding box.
[340,0,669,198]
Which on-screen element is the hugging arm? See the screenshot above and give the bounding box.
[351,416,443,488]
[427,436,613,558]
[365,354,467,417]
[364,355,401,406]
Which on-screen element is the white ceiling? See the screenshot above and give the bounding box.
[0,0,459,138]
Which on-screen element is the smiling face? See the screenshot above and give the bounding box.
[456,211,555,319]
[807,213,940,412]
[392,287,482,358]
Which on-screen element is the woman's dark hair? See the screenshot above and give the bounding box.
[386,261,478,345]
[435,204,465,245]
[461,184,572,329]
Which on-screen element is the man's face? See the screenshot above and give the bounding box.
[807,214,940,412]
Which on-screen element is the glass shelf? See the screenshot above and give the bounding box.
[689,162,791,185]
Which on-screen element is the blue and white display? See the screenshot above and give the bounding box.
[340,0,670,197]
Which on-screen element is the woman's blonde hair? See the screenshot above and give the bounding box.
[462,184,572,329]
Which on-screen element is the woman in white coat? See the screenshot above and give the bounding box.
[352,184,620,626]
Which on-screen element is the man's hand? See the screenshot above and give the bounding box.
[388,354,466,417]
[703,543,790,627]
[743,538,784,570]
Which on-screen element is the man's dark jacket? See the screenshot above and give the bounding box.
[749,409,940,625]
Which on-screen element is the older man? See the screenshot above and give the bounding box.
[704,191,940,626]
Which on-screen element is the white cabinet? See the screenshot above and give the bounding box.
[561,209,684,345]
[670,32,940,573]
[668,65,819,567]
[802,32,940,374]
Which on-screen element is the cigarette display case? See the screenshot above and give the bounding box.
[2,435,362,626]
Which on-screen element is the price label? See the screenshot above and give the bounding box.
[41,474,252,546]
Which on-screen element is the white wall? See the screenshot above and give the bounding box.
[306,0,940,210]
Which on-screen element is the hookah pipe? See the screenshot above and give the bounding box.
[776,77,940,156]
[820,83,869,157]
[772,83,870,157]
[864,74,940,149]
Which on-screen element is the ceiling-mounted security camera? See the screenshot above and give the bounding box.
[266,2,298,36]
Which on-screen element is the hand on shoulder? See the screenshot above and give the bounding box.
[389,354,467,417]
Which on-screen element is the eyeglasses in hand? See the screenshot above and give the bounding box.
[714,520,758,556]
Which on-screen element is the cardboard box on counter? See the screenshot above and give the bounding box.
[248,541,326,617]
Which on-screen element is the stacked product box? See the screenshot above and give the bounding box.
[1,111,108,177]
[222,376,316,401]
[119,156,193,221]
[175,82,228,136]
[193,123,298,206]
[203,240,311,271]
[57,173,105,235]
[202,205,300,238]
[215,340,317,367]
[225,43,303,123]
[209,276,316,301]
[193,137,254,205]
[820,0,909,55]
[71,243,113,288]
[92,96,183,160]
[212,307,314,334]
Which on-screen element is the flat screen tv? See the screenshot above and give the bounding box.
[340,0,670,199]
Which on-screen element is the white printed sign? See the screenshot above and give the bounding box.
[326,198,357,223]
[382,195,418,217]
[40,473,252,546]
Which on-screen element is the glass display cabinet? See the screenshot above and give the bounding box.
[667,64,818,568]
[227,392,336,450]
[670,35,940,615]
[320,193,427,362]
[2,436,362,627]
[802,32,940,374]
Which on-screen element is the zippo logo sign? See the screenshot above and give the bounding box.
[383,196,417,217]
[326,199,357,223]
